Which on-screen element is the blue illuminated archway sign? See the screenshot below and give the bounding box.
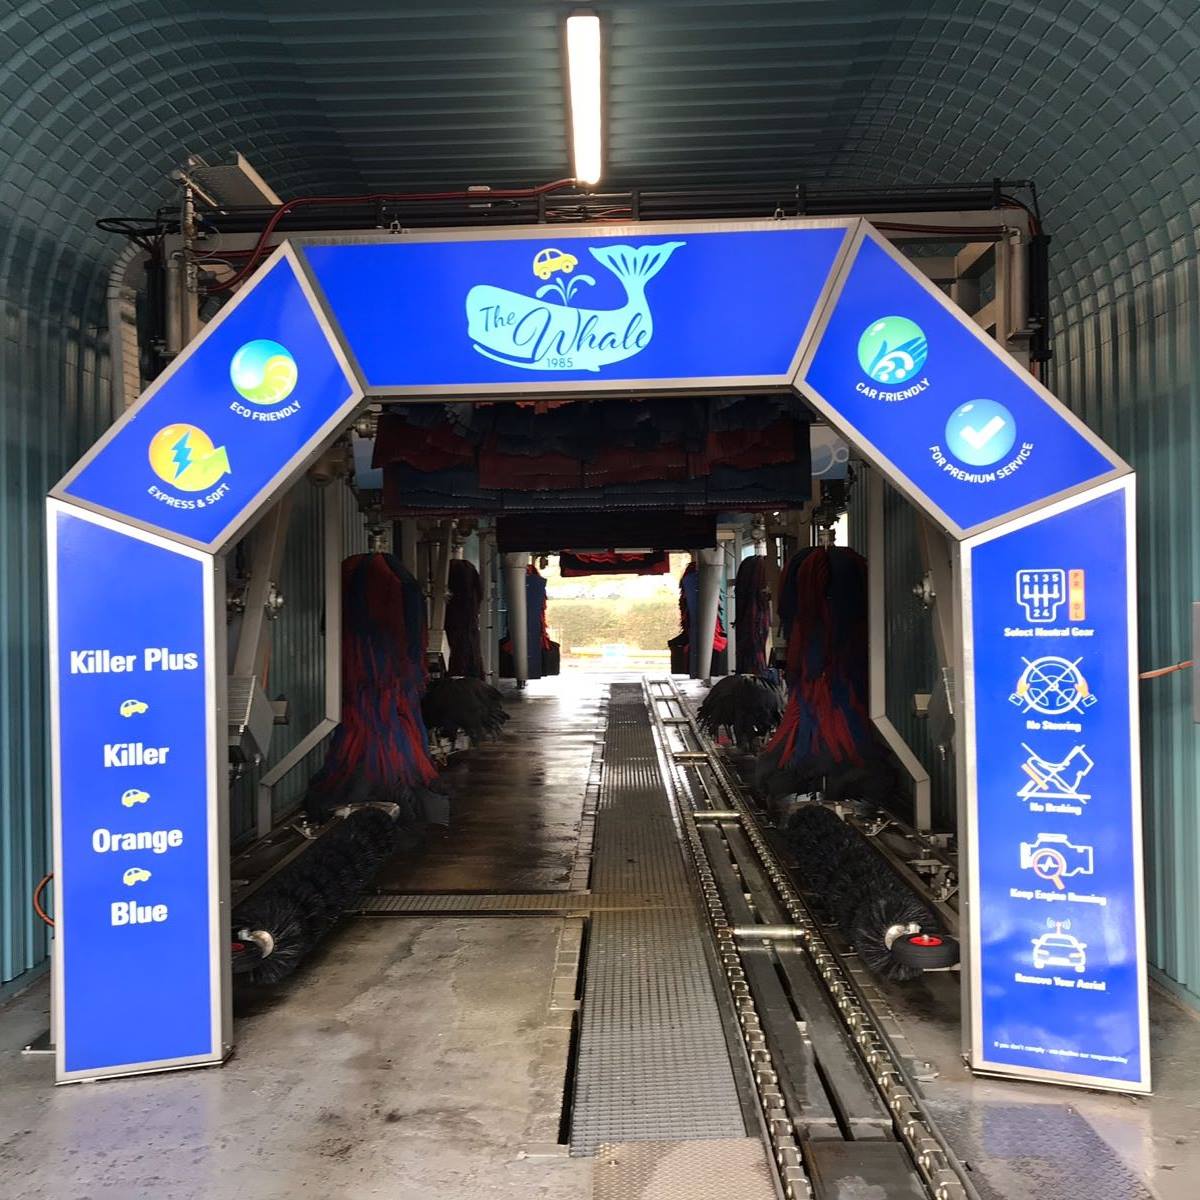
[47,218,1148,1093]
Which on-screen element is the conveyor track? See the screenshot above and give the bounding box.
[644,677,979,1200]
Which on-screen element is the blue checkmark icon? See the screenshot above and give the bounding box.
[945,399,1017,466]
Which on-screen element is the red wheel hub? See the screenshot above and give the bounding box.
[908,934,943,947]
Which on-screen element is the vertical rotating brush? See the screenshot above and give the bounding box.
[697,555,783,749]
[445,558,484,679]
[733,553,773,677]
[754,546,894,802]
[306,552,447,830]
[425,556,509,744]
[696,675,783,749]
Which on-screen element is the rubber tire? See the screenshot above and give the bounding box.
[890,931,960,971]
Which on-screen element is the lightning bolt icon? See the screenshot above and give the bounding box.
[170,431,194,480]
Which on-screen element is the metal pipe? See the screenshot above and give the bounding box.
[1007,228,1030,337]
[731,926,805,941]
[105,243,143,412]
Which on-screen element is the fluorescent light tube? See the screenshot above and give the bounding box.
[566,12,602,186]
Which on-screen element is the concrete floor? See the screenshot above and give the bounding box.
[378,675,605,894]
[873,962,1200,1200]
[0,676,600,1200]
[1,917,591,1200]
[4,672,1200,1200]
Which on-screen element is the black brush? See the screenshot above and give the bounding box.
[850,890,941,983]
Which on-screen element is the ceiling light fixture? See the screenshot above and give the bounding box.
[565,11,603,186]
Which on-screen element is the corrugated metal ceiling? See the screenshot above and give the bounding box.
[251,0,925,192]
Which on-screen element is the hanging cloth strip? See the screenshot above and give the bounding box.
[559,550,670,577]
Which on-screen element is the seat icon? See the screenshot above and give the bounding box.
[1018,743,1094,803]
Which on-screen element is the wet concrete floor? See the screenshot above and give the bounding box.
[5,673,1200,1200]
[0,676,601,1200]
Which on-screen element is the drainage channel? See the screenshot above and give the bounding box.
[644,676,980,1200]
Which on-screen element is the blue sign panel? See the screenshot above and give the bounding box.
[802,235,1120,533]
[52,508,219,1077]
[301,226,849,388]
[61,254,357,548]
[967,482,1147,1088]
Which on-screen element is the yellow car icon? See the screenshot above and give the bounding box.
[122,867,152,886]
[119,699,149,718]
[532,248,578,280]
[121,788,151,808]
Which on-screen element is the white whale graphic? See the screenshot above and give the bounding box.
[466,241,685,372]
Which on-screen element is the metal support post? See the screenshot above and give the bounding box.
[696,546,723,684]
[503,551,529,688]
[864,468,932,829]
[427,519,453,665]
[232,495,293,680]
[480,529,497,684]
[398,518,418,575]
[725,531,740,674]
[255,484,344,834]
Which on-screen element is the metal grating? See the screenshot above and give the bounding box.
[354,891,676,914]
[570,684,746,1155]
[923,1096,1156,1200]
[593,1138,776,1200]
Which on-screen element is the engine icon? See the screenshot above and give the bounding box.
[1019,833,1094,890]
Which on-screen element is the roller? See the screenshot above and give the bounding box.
[231,805,404,986]
[783,803,957,981]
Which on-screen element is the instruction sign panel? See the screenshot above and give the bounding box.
[58,253,359,549]
[301,225,849,389]
[801,233,1121,534]
[963,479,1148,1090]
[51,507,223,1079]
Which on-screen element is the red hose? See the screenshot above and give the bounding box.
[33,874,54,928]
[1140,659,1193,680]
[205,177,579,294]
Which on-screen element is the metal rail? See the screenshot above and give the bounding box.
[644,676,980,1200]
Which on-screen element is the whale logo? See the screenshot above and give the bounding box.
[466,241,685,372]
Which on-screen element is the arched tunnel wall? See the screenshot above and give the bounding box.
[0,1,1196,1006]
